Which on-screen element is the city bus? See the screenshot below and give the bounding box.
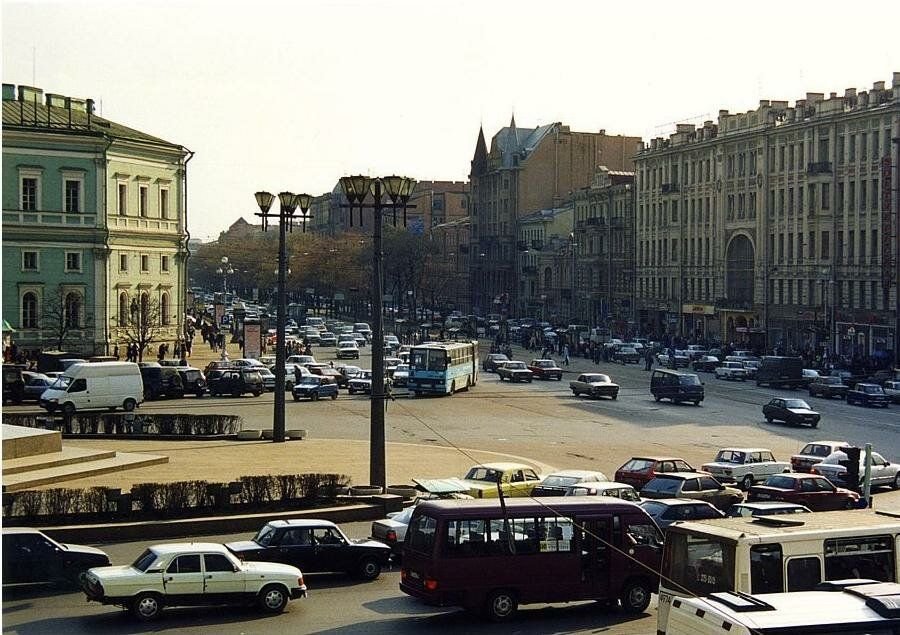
[400,498,663,621]
[656,509,900,634]
[407,341,478,396]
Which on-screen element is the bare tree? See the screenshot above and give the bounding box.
[118,296,167,362]
[41,285,94,352]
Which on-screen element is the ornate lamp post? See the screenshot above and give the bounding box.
[339,175,416,489]
[216,256,234,295]
[254,190,312,443]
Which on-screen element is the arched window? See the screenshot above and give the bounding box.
[140,292,150,327]
[119,292,129,326]
[544,267,553,288]
[161,293,170,325]
[22,292,38,329]
[64,292,81,328]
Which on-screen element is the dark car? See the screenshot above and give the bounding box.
[691,356,721,373]
[527,359,563,380]
[614,346,641,365]
[614,456,697,490]
[292,375,338,401]
[139,364,185,400]
[639,472,744,510]
[496,361,534,383]
[21,371,55,402]
[747,473,860,511]
[650,368,704,405]
[762,397,820,427]
[2,528,110,586]
[225,519,390,580]
[206,368,264,397]
[639,498,724,529]
[847,383,890,408]
[176,367,207,397]
[482,354,510,372]
[808,376,849,399]
[2,364,25,404]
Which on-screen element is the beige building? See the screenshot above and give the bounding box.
[635,73,900,358]
[469,117,642,318]
[517,205,574,320]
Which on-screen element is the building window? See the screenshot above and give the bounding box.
[141,255,150,272]
[161,293,170,325]
[65,251,82,272]
[64,292,81,328]
[161,255,170,272]
[849,135,856,162]
[118,183,128,216]
[119,292,129,326]
[822,231,830,259]
[821,183,830,210]
[20,176,39,211]
[872,180,879,210]
[160,188,169,219]
[860,180,867,210]
[119,254,128,272]
[22,251,39,271]
[21,292,38,329]
[139,185,149,217]
[140,292,150,326]
[849,181,856,211]
[64,179,81,213]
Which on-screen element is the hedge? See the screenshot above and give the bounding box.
[3,413,243,436]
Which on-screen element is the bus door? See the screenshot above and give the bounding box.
[579,518,611,596]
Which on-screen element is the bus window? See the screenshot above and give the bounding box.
[786,556,822,591]
[750,544,783,594]
[824,535,895,581]
[664,532,734,595]
[444,519,489,557]
[626,522,663,548]
[408,514,437,554]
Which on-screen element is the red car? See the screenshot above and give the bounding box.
[614,456,697,490]
[747,473,860,511]
[527,359,563,380]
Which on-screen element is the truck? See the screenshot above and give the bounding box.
[754,356,803,388]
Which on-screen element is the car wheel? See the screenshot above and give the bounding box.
[612,393,618,400]
[131,592,164,621]
[527,378,533,383]
[892,473,900,490]
[253,389,262,397]
[621,578,652,613]
[572,389,579,396]
[766,416,773,423]
[693,400,701,406]
[311,392,319,401]
[357,556,382,580]
[810,420,818,428]
[123,398,136,412]
[741,475,754,490]
[258,584,288,613]
[349,389,355,395]
[331,393,337,400]
[654,396,661,402]
[62,402,76,417]
[845,499,857,510]
[484,589,518,622]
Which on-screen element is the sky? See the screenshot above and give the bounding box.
[3,0,900,240]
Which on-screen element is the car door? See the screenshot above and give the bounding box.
[163,554,206,600]
[273,527,316,570]
[697,476,726,507]
[3,534,37,583]
[869,453,889,485]
[679,477,700,501]
[202,552,244,600]
[312,527,349,573]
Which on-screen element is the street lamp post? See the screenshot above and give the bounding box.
[339,175,416,490]
[254,190,313,443]
[216,256,234,295]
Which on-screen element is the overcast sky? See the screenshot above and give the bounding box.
[4,0,899,240]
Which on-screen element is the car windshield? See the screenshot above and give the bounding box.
[783,399,810,408]
[819,451,848,465]
[464,467,501,483]
[299,376,321,385]
[621,458,654,472]
[541,475,588,488]
[395,365,409,373]
[644,477,680,494]
[714,450,745,463]
[863,385,884,394]
[252,524,278,546]
[50,375,73,389]
[132,549,160,572]
[679,375,701,386]
[506,362,526,370]
[584,374,610,383]
[765,475,796,489]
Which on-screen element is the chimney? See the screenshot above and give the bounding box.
[676,123,695,134]
[893,72,900,88]
[873,80,885,91]
[86,98,95,114]
[2,83,15,101]
[598,129,606,135]
[858,91,869,106]
[806,92,824,104]
[17,85,43,102]
[829,92,837,99]
[68,97,87,113]
[759,99,770,107]
[46,93,66,108]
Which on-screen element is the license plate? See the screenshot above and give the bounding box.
[756,493,770,499]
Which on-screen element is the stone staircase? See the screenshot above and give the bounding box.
[2,424,168,492]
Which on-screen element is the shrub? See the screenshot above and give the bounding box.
[239,475,274,504]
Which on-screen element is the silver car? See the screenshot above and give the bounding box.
[812,450,900,489]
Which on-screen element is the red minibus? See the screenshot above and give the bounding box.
[400,497,663,621]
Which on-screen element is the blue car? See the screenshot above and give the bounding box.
[291,375,338,401]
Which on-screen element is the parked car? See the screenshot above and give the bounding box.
[724,501,812,518]
[291,375,339,401]
[176,367,207,397]
[691,356,721,373]
[496,361,534,383]
[482,353,509,372]
[527,359,563,380]
[207,368,264,397]
[348,370,373,395]
[741,359,761,379]
[83,542,306,621]
[226,520,390,580]
[762,397,821,427]
[425,462,542,499]
[656,350,690,368]
[3,527,110,586]
[564,481,640,502]
[392,364,410,387]
[701,448,792,490]
[285,354,316,367]
[882,380,900,403]
[370,503,416,557]
[569,373,619,399]
[334,365,363,388]
[801,368,821,386]
[715,361,748,381]
[336,341,360,359]
[747,473,860,511]
[384,357,403,377]
[21,371,54,402]
[614,346,641,365]
[531,469,609,496]
[2,364,25,404]
[640,472,743,510]
[811,450,900,489]
[319,332,338,347]
[638,498,724,529]
[847,383,890,408]
[808,375,849,399]
[308,365,343,385]
[257,367,279,391]
[615,456,697,490]
[790,440,851,473]
[40,361,143,414]
[140,364,185,400]
[650,368,704,405]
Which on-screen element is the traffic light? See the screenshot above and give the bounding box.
[839,446,861,491]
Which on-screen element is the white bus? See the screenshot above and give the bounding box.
[407,341,478,396]
[656,510,900,634]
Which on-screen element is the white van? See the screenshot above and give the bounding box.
[39,362,144,415]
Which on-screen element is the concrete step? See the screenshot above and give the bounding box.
[3,447,118,475]
[2,424,62,459]
[2,452,169,492]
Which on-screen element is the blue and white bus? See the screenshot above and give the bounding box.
[407,341,478,396]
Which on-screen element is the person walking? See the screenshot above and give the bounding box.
[644,348,654,371]
[563,344,570,367]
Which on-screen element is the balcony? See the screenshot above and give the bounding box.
[807,162,833,176]
[516,240,528,251]
[660,183,680,194]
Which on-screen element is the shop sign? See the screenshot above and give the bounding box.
[682,304,714,315]
[882,157,893,291]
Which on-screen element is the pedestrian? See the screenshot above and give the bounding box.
[173,340,182,359]
[563,344,570,367]
[113,344,120,360]
[645,348,654,371]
